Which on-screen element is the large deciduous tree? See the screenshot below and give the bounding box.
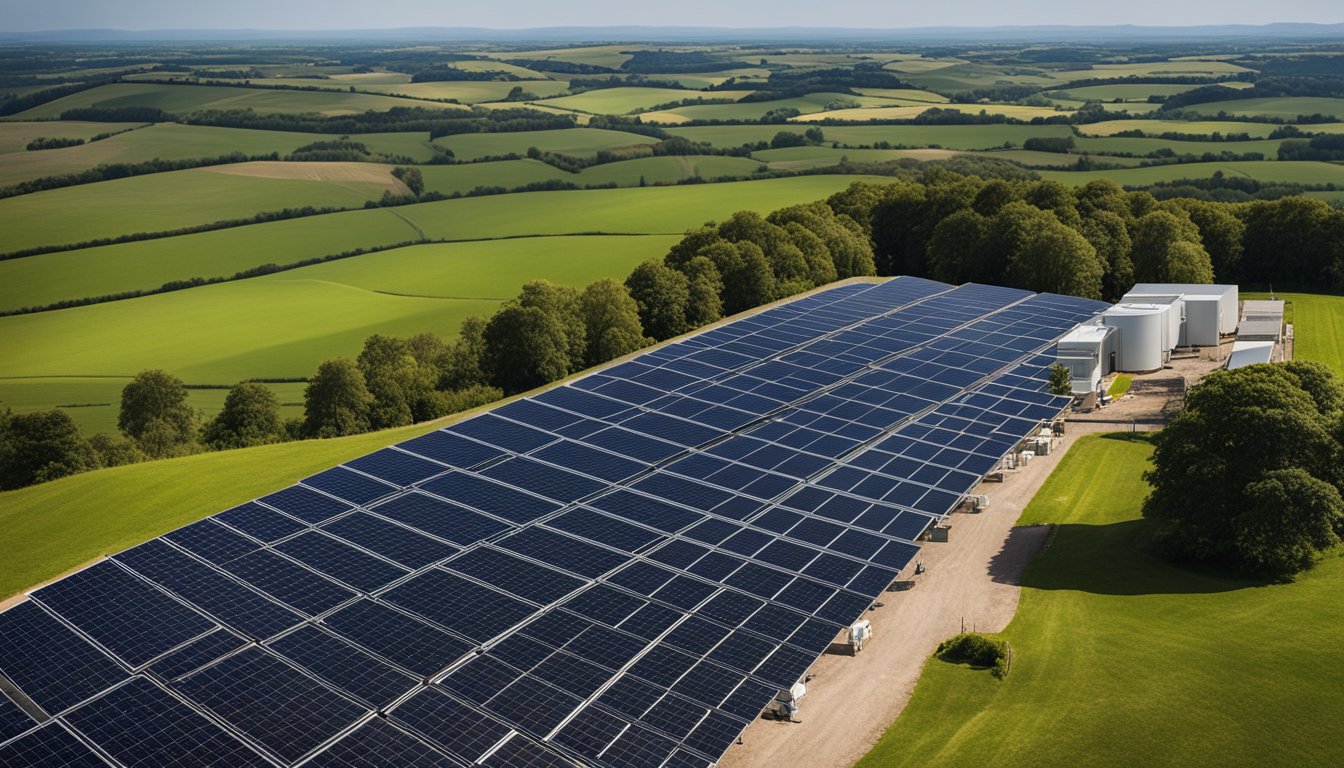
[118,369,199,458]
[1143,362,1344,579]
[483,304,572,395]
[625,260,690,341]
[303,358,374,438]
[0,408,101,489]
[579,279,649,367]
[203,382,285,449]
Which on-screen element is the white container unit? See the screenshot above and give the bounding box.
[1124,284,1238,346]
[1056,324,1116,394]
[1103,303,1169,372]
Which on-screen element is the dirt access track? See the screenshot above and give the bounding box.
[719,421,1136,768]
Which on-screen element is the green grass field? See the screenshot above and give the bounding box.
[1,175,879,312]
[8,82,467,119]
[431,127,658,160]
[1188,96,1344,119]
[0,162,407,252]
[640,92,903,123]
[0,378,307,436]
[576,155,764,185]
[1078,119,1285,138]
[0,121,143,153]
[0,417,451,600]
[0,123,446,187]
[791,102,1074,123]
[1046,82,1253,102]
[1040,160,1344,187]
[0,234,676,404]
[1243,292,1344,376]
[260,78,572,103]
[0,207,421,312]
[532,87,754,115]
[857,433,1344,768]
[667,123,1076,150]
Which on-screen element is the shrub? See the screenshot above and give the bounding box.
[937,633,1009,676]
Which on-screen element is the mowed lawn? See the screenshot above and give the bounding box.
[0,162,408,252]
[857,434,1344,768]
[1244,292,1344,376]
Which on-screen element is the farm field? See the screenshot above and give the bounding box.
[0,123,446,186]
[1,175,875,314]
[791,102,1073,122]
[261,78,572,102]
[1187,96,1344,119]
[8,81,467,119]
[0,120,141,153]
[532,86,755,114]
[1040,160,1344,187]
[640,93,911,123]
[575,155,764,185]
[0,162,409,252]
[1077,119,1286,137]
[666,123,1078,150]
[431,127,658,160]
[1045,82,1254,102]
[857,433,1344,768]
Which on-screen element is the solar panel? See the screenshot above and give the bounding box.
[30,560,216,668]
[0,693,35,744]
[0,601,129,714]
[0,722,109,767]
[0,277,1113,766]
[173,647,367,764]
[65,676,268,767]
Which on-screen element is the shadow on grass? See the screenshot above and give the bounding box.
[1013,519,1272,596]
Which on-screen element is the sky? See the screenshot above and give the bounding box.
[1,0,1340,32]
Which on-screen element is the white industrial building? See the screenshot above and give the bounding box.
[1055,324,1118,394]
[1122,283,1238,347]
[1057,283,1241,393]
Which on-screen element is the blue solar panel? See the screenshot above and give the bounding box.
[0,693,35,744]
[268,625,418,708]
[304,718,458,768]
[174,647,368,764]
[369,491,510,547]
[116,540,303,641]
[345,448,447,487]
[65,676,269,767]
[322,600,472,678]
[303,467,398,506]
[220,550,357,616]
[390,686,512,763]
[0,601,128,714]
[0,277,1116,766]
[0,722,109,767]
[32,560,216,668]
[274,532,409,593]
[259,485,353,525]
[321,511,458,569]
[381,570,536,644]
[396,429,507,468]
[419,472,560,524]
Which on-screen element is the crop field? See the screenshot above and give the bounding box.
[431,127,658,160]
[1070,134,1284,157]
[532,87,755,115]
[0,162,406,252]
[257,78,572,103]
[0,120,141,153]
[1076,119,1286,137]
[418,159,570,195]
[9,82,467,119]
[575,155,764,185]
[791,102,1074,122]
[667,123,1077,149]
[1080,60,1257,79]
[1046,82,1255,102]
[857,433,1344,768]
[487,44,636,70]
[1040,160,1344,187]
[639,93,907,123]
[0,124,459,186]
[1186,96,1344,119]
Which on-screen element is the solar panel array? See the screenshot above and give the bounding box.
[0,277,1107,767]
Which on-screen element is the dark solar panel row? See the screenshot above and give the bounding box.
[0,277,1109,767]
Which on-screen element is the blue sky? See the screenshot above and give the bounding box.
[1,0,1340,32]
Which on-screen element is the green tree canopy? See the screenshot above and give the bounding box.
[358,334,438,429]
[483,304,572,395]
[682,255,724,328]
[625,260,690,341]
[0,409,101,490]
[518,280,586,373]
[440,316,489,390]
[579,279,649,367]
[202,382,286,450]
[1143,362,1344,579]
[303,358,374,438]
[118,369,199,458]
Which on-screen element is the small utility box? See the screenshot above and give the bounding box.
[929,524,951,542]
[849,619,872,653]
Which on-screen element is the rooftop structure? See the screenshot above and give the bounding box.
[1239,299,1284,342]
